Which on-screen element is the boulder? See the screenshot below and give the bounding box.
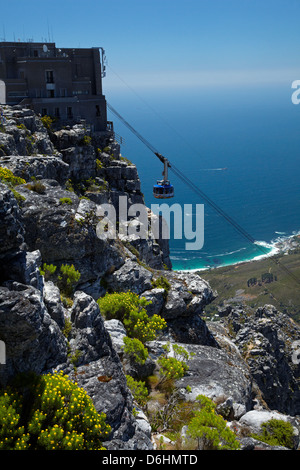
[0,282,68,387]
[174,342,253,418]
[104,319,127,355]
[239,410,300,449]
[225,304,300,415]
[106,258,153,294]
[43,281,66,328]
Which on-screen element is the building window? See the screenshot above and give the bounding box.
[60,88,67,97]
[67,107,73,119]
[54,108,60,118]
[41,108,48,116]
[45,70,54,84]
[47,89,55,98]
[96,105,100,116]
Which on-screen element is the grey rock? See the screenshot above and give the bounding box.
[239,410,300,449]
[0,155,69,185]
[0,107,54,155]
[224,304,300,415]
[0,282,68,387]
[155,271,217,345]
[53,125,86,150]
[0,183,25,258]
[134,408,152,439]
[61,145,97,182]
[141,288,165,316]
[104,319,127,355]
[16,181,124,292]
[239,437,289,450]
[162,271,215,320]
[106,258,153,294]
[174,342,253,417]
[215,396,234,420]
[43,281,66,328]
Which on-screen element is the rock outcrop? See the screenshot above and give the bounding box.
[221,304,300,416]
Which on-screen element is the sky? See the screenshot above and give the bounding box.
[2,0,300,91]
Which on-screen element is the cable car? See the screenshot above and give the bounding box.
[153,153,174,199]
[153,180,174,199]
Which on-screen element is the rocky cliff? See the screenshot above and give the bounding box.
[0,105,299,450]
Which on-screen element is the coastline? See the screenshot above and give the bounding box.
[173,231,300,274]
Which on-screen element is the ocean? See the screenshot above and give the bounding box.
[105,82,300,271]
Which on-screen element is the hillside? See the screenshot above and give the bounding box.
[199,238,300,322]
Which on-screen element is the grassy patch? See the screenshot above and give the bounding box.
[199,247,300,322]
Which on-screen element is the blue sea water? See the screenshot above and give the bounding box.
[106,82,300,271]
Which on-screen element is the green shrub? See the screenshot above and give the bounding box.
[126,375,149,408]
[59,197,73,205]
[98,291,166,367]
[155,342,191,388]
[123,337,149,365]
[98,291,166,344]
[151,276,171,300]
[187,395,240,450]
[65,179,75,192]
[26,180,46,194]
[11,188,26,205]
[16,123,27,131]
[251,418,295,449]
[125,309,166,344]
[98,291,137,321]
[0,371,111,450]
[58,264,81,296]
[39,263,57,280]
[157,356,189,385]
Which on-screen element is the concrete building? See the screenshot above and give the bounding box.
[0,41,108,132]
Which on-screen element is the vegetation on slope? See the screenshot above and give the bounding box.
[200,238,300,322]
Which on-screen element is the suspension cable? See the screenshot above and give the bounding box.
[107,102,300,286]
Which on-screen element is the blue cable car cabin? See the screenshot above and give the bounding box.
[153,180,174,199]
[153,154,174,199]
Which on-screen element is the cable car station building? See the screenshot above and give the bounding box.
[0,41,107,132]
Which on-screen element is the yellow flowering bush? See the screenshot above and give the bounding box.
[98,291,166,344]
[0,167,26,186]
[98,291,166,366]
[97,291,140,321]
[0,371,111,450]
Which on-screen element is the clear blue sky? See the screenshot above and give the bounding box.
[2,0,300,90]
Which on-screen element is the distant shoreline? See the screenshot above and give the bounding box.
[174,232,300,274]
